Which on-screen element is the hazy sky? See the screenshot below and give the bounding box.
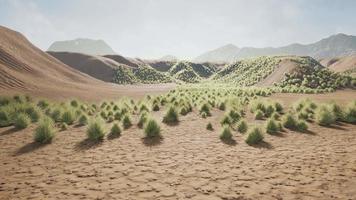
[1,0,356,59]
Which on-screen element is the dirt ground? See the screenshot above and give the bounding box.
[0,91,356,200]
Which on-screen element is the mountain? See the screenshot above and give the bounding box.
[48,38,116,55]
[0,26,126,100]
[159,55,178,62]
[193,44,240,63]
[194,34,356,63]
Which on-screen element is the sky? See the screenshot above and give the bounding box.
[1,0,356,59]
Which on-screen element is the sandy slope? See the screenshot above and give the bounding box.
[0,26,175,100]
[0,91,356,200]
[320,54,356,72]
[256,58,298,87]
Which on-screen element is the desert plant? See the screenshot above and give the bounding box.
[206,122,213,130]
[60,122,68,131]
[78,114,88,126]
[246,127,264,145]
[255,110,264,120]
[14,113,31,129]
[296,120,308,132]
[315,105,336,126]
[62,110,75,125]
[138,112,148,128]
[163,107,179,124]
[344,101,356,123]
[122,115,132,129]
[152,103,160,111]
[34,117,55,144]
[144,118,161,138]
[220,114,232,126]
[87,119,105,141]
[200,103,211,116]
[109,123,121,137]
[220,125,232,140]
[282,113,298,130]
[266,118,279,135]
[237,120,248,134]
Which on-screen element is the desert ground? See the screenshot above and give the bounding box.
[1,90,355,200]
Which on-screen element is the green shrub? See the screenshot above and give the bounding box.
[37,100,49,109]
[246,127,264,145]
[220,114,232,126]
[114,112,122,120]
[218,102,226,111]
[50,108,62,122]
[0,110,11,127]
[144,118,161,138]
[296,120,308,132]
[237,120,248,134]
[201,112,207,118]
[78,114,88,126]
[62,110,75,125]
[163,107,179,124]
[265,105,275,117]
[255,110,264,120]
[25,107,41,122]
[152,103,160,111]
[180,106,188,115]
[344,101,356,123]
[206,122,213,130]
[266,118,279,135]
[200,103,211,116]
[138,112,148,128]
[14,113,31,129]
[274,102,283,113]
[110,123,121,137]
[87,119,105,141]
[329,103,344,121]
[122,115,132,129]
[60,122,68,131]
[282,113,298,129]
[315,105,336,126]
[107,116,114,123]
[220,125,232,140]
[70,100,79,107]
[34,117,55,144]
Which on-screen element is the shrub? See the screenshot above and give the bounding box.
[180,106,188,116]
[315,105,336,126]
[163,107,179,124]
[110,123,121,137]
[228,110,241,123]
[70,100,79,107]
[246,127,264,145]
[138,112,148,128]
[26,107,41,122]
[220,114,232,126]
[266,118,279,135]
[296,120,308,132]
[220,125,232,140]
[50,108,62,122]
[344,101,356,123]
[34,117,55,144]
[139,104,149,113]
[255,110,264,120]
[282,113,297,129]
[201,112,207,118]
[274,102,283,113]
[206,122,213,130]
[107,116,114,123]
[144,118,161,138]
[152,103,160,111]
[0,110,11,127]
[329,103,344,121]
[122,115,132,129]
[78,114,88,126]
[218,102,226,111]
[60,122,68,131]
[37,100,49,109]
[14,113,31,129]
[200,103,211,116]
[265,105,275,117]
[62,110,75,125]
[237,120,248,134]
[87,119,105,141]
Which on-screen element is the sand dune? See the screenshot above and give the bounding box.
[0,26,174,100]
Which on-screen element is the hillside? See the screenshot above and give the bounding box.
[195,33,356,62]
[0,26,174,100]
[320,54,356,76]
[49,51,171,84]
[213,56,354,91]
[48,38,116,55]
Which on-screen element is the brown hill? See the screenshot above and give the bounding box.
[320,54,356,73]
[0,26,174,100]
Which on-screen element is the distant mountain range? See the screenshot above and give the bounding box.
[194,33,356,63]
[48,38,116,55]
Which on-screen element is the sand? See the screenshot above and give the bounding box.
[1,91,356,200]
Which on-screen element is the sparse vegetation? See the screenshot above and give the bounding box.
[144,118,161,138]
[246,127,264,145]
[220,125,232,140]
[87,119,105,141]
[163,106,179,124]
[34,117,55,144]
[14,113,31,129]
